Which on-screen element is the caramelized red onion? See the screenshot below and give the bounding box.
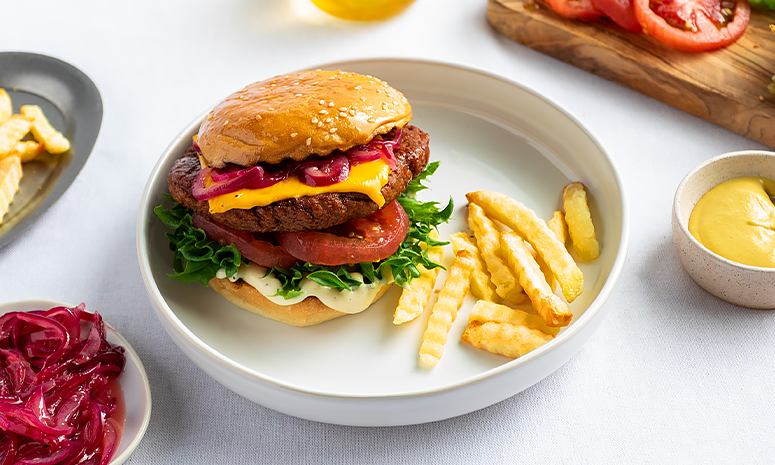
[191,128,403,201]
[0,304,125,465]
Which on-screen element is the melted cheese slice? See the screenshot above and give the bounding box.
[207,158,390,214]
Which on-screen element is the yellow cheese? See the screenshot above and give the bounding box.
[208,158,390,213]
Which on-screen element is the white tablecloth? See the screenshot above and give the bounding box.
[1,0,773,462]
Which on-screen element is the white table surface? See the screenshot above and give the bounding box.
[1,0,773,463]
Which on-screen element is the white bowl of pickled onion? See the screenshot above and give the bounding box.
[0,299,152,465]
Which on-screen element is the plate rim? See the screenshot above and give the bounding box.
[137,57,630,401]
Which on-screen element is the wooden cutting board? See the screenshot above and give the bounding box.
[488,0,775,149]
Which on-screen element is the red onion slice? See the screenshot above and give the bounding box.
[296,153,350,187]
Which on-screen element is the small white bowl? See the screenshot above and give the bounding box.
[672,150,775,309]
[0,299,152,465]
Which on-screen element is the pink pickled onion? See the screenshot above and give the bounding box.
[296,153,350,187]
[0,304,125,465]
[190,127,404,199]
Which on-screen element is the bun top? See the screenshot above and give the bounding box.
[197,70,412,167]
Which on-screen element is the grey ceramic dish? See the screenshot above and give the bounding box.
[0,52,102,249]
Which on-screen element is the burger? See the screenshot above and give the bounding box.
[155,70,451,326]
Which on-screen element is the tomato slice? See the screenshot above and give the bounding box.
[591,0,642,32]
[634,0,749,52]
[544,0,603,21]
[192,213,298,269]
[274,200,410,266]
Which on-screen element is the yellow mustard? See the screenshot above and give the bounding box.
[688,176,775,268]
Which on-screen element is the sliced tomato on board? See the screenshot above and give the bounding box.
[274,200,410,266]
[544,0,604,20]
[634,0,750,52]
[192,213,298,269]
[591,0,643,32]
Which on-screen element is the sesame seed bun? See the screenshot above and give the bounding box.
[197,70,413,168]
[208,277,392,327]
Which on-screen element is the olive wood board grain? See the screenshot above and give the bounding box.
[488,0,775,149]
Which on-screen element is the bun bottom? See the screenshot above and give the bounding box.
[209,277,392,327]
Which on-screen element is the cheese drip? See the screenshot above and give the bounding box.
[208,158,390,213]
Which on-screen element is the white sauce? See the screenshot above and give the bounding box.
[216,262,389,314]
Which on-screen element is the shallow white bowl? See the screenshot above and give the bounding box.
[673,150,775,309]
[0,299,152,465]
[137,58,629,426]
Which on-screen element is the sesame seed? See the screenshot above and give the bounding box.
[329,128,337,133]
[224,120,230,126]
[339,112,347,118]
[325,117,333,123]
[319,110,328,115]
[318,122,324,128]
[328,102,335,107]
[349,109,356,116]
[324,135,330,141]
[354,85,362,90]
[311,117,318,123]
[295,93,303,97]
[268,107,274,111]
[291,133,298,138]
[255,115,262,120]
[319,100,325,105]
[339,107,347,111]
[306,138,312,146]
[367,117,376,123]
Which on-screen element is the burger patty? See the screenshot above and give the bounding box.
[168,124,430,233]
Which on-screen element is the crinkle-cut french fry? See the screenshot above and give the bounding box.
[466,191,583,303]
[0,154,22,224]
[393,233,445,325]
[500,231,572,327]
[449,232,499,302]
[0,115,33,158]
[468,300,560,336]
[467,203,526,304]
[462,320,554,359]
[548,210,569,245]
[419,249,476,366]
[563,182,600,262]
[14,140,46,163]
[21,105,70,154]
[0,90,11,125]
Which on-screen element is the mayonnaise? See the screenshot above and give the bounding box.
[216,262,390,314]
[688,176,775,268]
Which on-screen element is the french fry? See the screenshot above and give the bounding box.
[466,191,583,303]
[548,210,569,245]
[563,182,600,262]
[0,154,22,224]
[0,89,11,125]
[462,321,554,359]
[467,203,526,304]
[419,249,475,366]
[500,231,572,327]
[13,140,46,163]
[0,115,33,158]
[449,232,498,302]
[468,300,560,336]
[393,232,445,325]
[21,105,70,154]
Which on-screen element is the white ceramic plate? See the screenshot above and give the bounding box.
[137,59,629,426]
[0,300,152,464]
